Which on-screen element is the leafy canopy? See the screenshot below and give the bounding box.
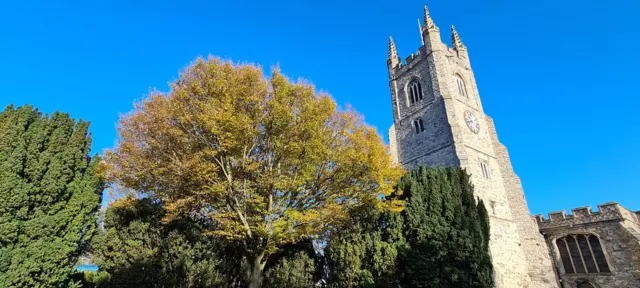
[105,57,403,286]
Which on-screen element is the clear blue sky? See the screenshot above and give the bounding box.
[1,0,638,216]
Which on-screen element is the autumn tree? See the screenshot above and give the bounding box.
[0,105,104,287]
[105,57,404,287]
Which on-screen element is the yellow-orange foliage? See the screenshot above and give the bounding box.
[105,57,404,279]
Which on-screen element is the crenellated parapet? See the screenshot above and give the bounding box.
[388,5,468,78]
[404,51,422,66]
[389,48,425,77]
[535,202,639,229]
[390,45,464,78]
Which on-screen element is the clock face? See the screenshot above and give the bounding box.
[464,110,480,133]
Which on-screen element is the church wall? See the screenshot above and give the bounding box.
[437,49,537,287]
[403,144,457,168]
[537,203,640,288]
[388,124,399,164]
[486,116,561,287]
[389,49,458,168]
[387,6,560,287]
[394,98,458,167]
[392,50,435,121]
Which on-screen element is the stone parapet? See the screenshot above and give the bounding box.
[404,51,421,66]
[391,48,425,77]
[535,202,639,229]
[391,47,462,78]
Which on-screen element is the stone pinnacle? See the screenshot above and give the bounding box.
[451,25,464,49]
[424,5,436,29]
[388,36,399,61]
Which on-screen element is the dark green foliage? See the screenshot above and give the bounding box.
[326,167,493,288]
[90,197,225,288]
[325,205,405,288]
[398,167,493,288]
[0,105,104,287]
[477,199,490,250]
[263,252,316,288]
[262,238,323,287]
[90,197,322,287]
[75,270,111,288]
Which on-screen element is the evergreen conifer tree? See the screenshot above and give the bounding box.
[397,167,493,288]
[90,196,225,288]
[325,167,493,288]
[325,204,404,288]
[0,105,104,287]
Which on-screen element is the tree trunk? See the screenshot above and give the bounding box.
[247,252,265,288]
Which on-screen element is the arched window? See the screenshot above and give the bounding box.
[455,75,467,98]
[556,234,610,274]
[413,118,425,134]
[408,80,422,105]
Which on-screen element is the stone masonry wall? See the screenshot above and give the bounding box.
[389,46,459,168]
[537,203,640,288]
[387,9,560,286]
[431,38,537,287]
[396,98,458,167]
[486,116,560,288]
[388,124,399,165]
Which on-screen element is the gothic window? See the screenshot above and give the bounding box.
[479,161,490,179]
[556,234,610,274]
[455,75,467,98]
[414,118,425,134]
[408,80,422,105]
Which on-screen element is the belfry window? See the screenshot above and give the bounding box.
[556,234,610,274]
[408,80,423,105]
[414,118,425,134]
[455,75,467,97]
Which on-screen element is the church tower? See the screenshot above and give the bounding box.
[387,6,559,288]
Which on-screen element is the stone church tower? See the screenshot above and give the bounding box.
[387,6,559,288]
